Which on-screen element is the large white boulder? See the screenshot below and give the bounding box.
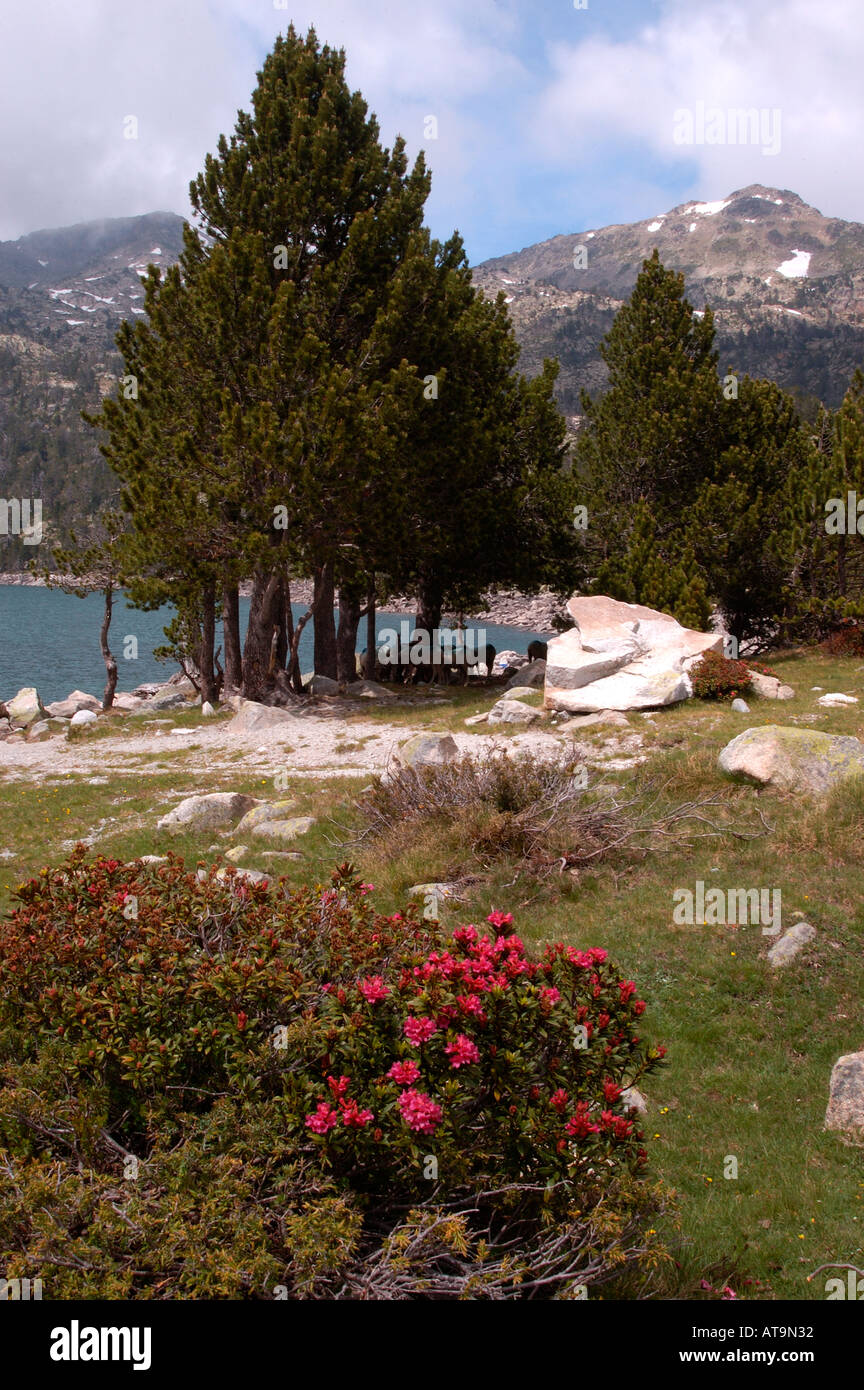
[544,597,721,713]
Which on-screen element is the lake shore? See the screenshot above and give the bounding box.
[0,572,566,634]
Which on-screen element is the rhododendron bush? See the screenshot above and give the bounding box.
[0,849,669,1299]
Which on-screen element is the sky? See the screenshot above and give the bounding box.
[1,0,862,263]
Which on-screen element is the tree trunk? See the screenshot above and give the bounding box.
[336,581,363,684]
[313,563,338,678]
[197,584,217,705]
[284,579,304,693]
[364,579,377,680]
[242,568,282,701]
[100,586,118,711]
[222,583,242,693]
[416,573,443,684]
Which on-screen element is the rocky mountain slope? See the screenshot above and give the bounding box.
[472,184,864,415]
[0,212,185,566]
[2,186,864,569]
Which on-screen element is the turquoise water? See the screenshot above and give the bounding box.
[0,587,546,704]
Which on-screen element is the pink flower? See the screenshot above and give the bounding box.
[619,980,637,1002]
[445,1033,480,1069]
[398,1088,443,1135]
[633,999,646,1016]
[453,924,478,945]
[487,911,513,929]
[305,1102,339,1135]
[359,975,390,1003]
[588,947,608,964]
[565,1101,601,1138]
[403,1016,438,1046]
[340,1098,374,1128]
[387,1059,421,1085]
[540,986,561,1007]
[359,883,375,894]
[550,1087,569,1113]
[602,1079,622,1103]
[456,993,487,1020]
[326,1074,351,1099]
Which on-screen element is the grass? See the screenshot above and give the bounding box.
[2,646,864,1299]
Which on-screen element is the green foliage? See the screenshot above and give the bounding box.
[593,501,711,630]
[781,370,864,639]
[0,850,667,1298]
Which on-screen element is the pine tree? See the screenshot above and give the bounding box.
[577,249,723,562]
[595,501,711,629]
[687,376,810,646]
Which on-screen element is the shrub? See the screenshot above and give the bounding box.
[0,849,668,1299]
[355,749,626,865]
[821,620,864,657]
[690,650,754,701]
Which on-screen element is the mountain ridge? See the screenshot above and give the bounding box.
[2,188,864,567]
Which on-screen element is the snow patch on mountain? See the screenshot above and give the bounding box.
[776,249,811,278]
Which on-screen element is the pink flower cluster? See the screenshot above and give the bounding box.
[387,1059,421,1085]
[567,946,608,969]
[444,1033,480,1069]
[305,1075,374,1134]
[403,1016,438,1046]
[358,975,390,1003]
[397,1088,443,1135]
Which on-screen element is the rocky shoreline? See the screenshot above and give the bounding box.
[0,572,566,634]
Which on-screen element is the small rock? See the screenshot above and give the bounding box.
[394,733,459,769]
[231,700,297,733]
[346,680,396,699]
[307,674,341,696]
[825,1051,864,1140]
[236,799,298,833]
[504,660,545,691]
[46,690,101,718]
[408,882,458,919]
[492,650,528,675]
[137,855,168,865]
[557,710,631,731]
[201,701,215,716]
[500,685,538,701]
[766,921,816,967]
[464,712,489,726]
[817,693,859,707]
[5,687,46,728]
[621,1087,648,1114]
[70,709,99,727]
[730,698,750,713]
[224,845,248,863]
[249,816,316,843]
[748,670,795,700]
[26,720,54,742]
[215,866,270,886]
[157,792,260,834]
[142,687,189,711]
[488,699,542,725]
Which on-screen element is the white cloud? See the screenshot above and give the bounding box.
[531,0,864,221]
[0,0,527,241]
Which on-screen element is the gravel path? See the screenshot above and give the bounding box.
[0,709,568,785]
